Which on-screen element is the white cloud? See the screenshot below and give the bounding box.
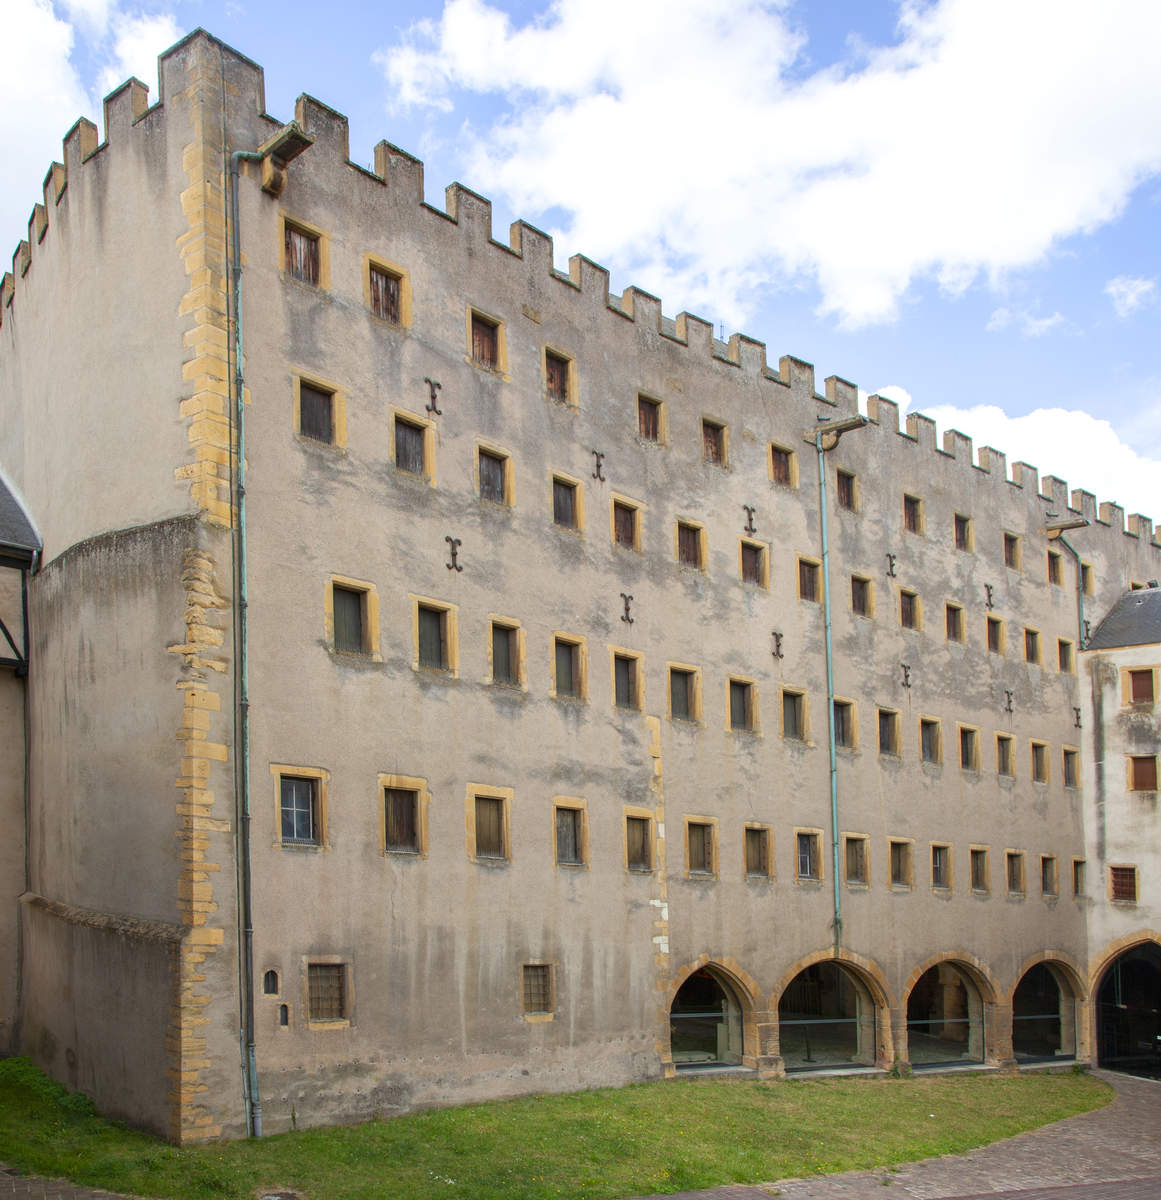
[1105,274,1156,318]
[377,0,1161,329]
[96,10,181,97]
[986,306,1065,338]
[913,403,1161,521]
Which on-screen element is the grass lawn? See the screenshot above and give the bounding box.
[0,1058,1110,1200]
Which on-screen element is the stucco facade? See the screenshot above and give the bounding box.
[0,29,1158,1142]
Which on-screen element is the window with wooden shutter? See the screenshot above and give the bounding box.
[299,383,333,443]
[900,590,919,629]
[285,223,320,285]
[1007,852,1025,895]
[1040,856,1058,896]
[745,828,769,877]
[997,734,1014,776]
[545,351,569,403]
[1024,628,1041,663]
[332,585,364,653]
[798,559,819,601]
[836,469,856,511]
[959,726,979,771]
[851,575,871,616]
[1130,755,1158,790]
[878,708,899,755]
[987,616,1004,653]
[614,654,637,709]
[890,840,912,887]
[770,444,793,485]
[479,449,506,504]
[920,718,941,764]
[687,822,713,874]
[369,265,401,322]
[1031,742,1049,783]
[844,837,867,885]
[677,522,702,567]
[971,848,988,892]
[832,699,853,747]
[702,420,725,465]
[552,478,577,528]
[417,606,446,669]
[555,807,582,865]
[638,396,661,441]
[384,788,418,852]
[491,623,517,685]
[613,501,637,548]
[945,603,964,642]
[670,668,694,721]
[554,638,580,698]
[741,542,764,585]
[903,493,922,533]
[471,312,499,368]
[626,815,652,871]
[394,417,425,475]
[783,690,805,741]
[474,795,506,859]
[1130,669,1155,704]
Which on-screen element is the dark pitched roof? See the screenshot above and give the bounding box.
[0,471,40,564]
[1086,587,1161,650]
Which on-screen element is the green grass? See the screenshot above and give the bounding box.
[0,1057,1110,1200]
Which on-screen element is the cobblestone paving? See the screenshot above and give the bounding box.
[626,1070,1161,1200]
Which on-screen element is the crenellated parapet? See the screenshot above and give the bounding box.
[2,28,1157,557]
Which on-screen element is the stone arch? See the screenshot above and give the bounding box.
[662,956,764,1073]
[770,948,893,1071]
[902,952,1002,1067]
[1008,952,1085,1063]
[1089,932,1161,1072]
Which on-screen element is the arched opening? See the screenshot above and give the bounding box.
[778,961,878,1072]
[1013,963,1076,1062]
[1096,942,1161,1078]
[906,962,985,1066]
[669,968,744,1068]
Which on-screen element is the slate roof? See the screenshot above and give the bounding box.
[0,471,40,563]
[1086,586,1161,650]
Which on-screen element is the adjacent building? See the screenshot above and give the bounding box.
[0,30,1158,1143]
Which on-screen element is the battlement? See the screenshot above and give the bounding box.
[1,28,1157,555]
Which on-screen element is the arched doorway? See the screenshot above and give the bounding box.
[1096,943,1161,1077]
[669,968,744,1068]
[778,962,877,1071]
[906,963,984,1066]
[1013,963,1076,1062]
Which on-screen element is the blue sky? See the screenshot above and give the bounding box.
[3,0,1160,520]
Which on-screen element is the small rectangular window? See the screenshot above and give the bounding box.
[677,522,703,568]
[552,478,578,529]
[332,585,365,654]
[285,223,320,285]
[307,963,346,1020]
[796,832,819,880]
[626,815,652,871]
[479,448,508,504]
[783,690,806,741]
[474,795,507,859]
[920,718,941,764]
[745,827,770,878]
[890,840,912,888]
[1130,755,1158,791]
[491,622,517,685]
[614,653,639,710]
[395,417,426,475]
[903,493,923,534]
[471,312,499,368]
[770,444,794,486]
[1047,549,1063,585]
[945,603,964,642]
[833,699,854,748]
[554,637,582,699]
[997,734,1014,777]
[971,848,989,892]
[369,264,401,323]
[844,836,868,885]
[1063,748,1079,789]
[1003,533,1020,569]
[931,844,950,889]
[836,469,856,511]
[1110,865,1138,903]
[1041,855,1058,897]
[987,616,1004,654]
[669,667,695,721]
[959,726,980,771]
[900,590,920,630]
[555,807,583,866]
[1129,669,1155,704]
[384,788,419,853]
[545,351,570,404]
[851,575,871,616]
[1058,639,1074,673]
[613,500,638,549]
[1007,851,1025,895]
[798,558,820,602]
[702,419,726,465]
[417,605,448,670]
[687,821,714,875]
[280,775,318,844]
[741,541,766,586]
[954,513,972,551]
[298,382,334,443]
[878,708,900,756]
[522,964,553,1014]
[1072,858,1086,896]
[1024,628,1041,664]
[1031,741,1049,783]
[638,395,661,442]
[730,680,755,732]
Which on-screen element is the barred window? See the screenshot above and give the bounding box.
[1110,866,1138,903]
[522,964,553,1014]
[307,963,346,1020]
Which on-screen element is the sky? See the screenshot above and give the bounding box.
[3,0,1160,524]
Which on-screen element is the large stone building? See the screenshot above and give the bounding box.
[0,29,1158,1144]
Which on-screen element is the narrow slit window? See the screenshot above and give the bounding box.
[285,223,319,285]
[1003,532,1020,569]
[954,513,972,551]
[1047,549,1063,585]
[384,788,419,852]
[1063,748,1079,789]
[263,970,279,995]
[299,382,334,444]
[369,264,401,322]
[889,840,912,887]
[997,734,1014,777]
[920,718,941,764]
[1031,741,1049,783]
[1024,628,1041,664]
[1058,639,1074,673]
[903,493,922,533]
[987,616,1004,654]
[1007,852,1025,895]
[1041,855,1058,897]
[832,699,853,747]
[1073,859,1086,896]
[959,726,979,771]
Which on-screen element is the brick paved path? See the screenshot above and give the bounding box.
[626,1070,1161,1200]
[0,1167,137,1200]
